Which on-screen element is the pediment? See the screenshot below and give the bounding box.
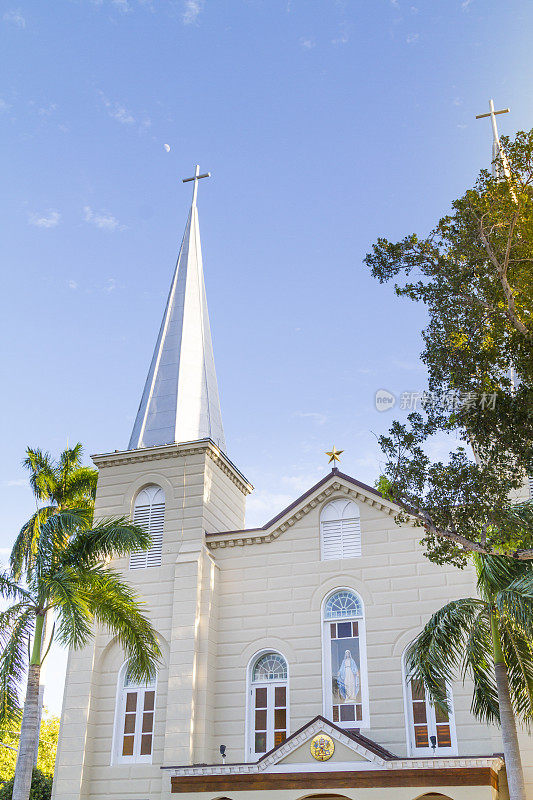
[257,716,396,771]
[207,469,406,548]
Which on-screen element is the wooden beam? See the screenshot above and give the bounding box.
[170,767,498,792]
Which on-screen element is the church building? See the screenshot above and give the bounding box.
[51,166,533,800]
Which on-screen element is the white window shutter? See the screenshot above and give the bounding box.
[321,519,343,560]
[130,487,164,570]
[320,499,361,560]
[340,517,361,558]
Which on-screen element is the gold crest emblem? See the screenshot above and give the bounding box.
[310,733,335,761]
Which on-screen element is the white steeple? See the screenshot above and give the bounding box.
[128,166,226,453]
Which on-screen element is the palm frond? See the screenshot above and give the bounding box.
[0,607,34,727]
[405,598,486,712]
[462,610,500,724]
[9,506,56,579]
[63,467,97,506]
[62,518,151,568]
[474,553,526,600]
[23,448,57,502]
[43,568,92,649]
[0,572,32,604]
[499,619,533,723]
[496,572,533,639]
[82,568,161,683]
[56,444,84,500]
[33,510,88,580]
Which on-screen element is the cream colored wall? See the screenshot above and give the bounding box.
[210,493,495,764]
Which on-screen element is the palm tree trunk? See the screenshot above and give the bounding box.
[491,609,527,800]
[12,614,44,800]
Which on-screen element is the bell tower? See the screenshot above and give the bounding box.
[52,168,252,800]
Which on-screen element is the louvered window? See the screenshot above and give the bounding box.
[130,485,165,569]
[320,499,361,560]
[529,475,533,498]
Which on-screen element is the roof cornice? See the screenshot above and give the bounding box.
[206,469,405,549]
[91,439,253,496]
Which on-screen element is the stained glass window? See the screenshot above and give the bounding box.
[323,589,367,729]
[252,652,288,682]
[324,590,363,619]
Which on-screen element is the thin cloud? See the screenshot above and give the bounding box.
[83,206,125,232]
[406,32,419,44]
[183,0,204,24]
[461,0,474,9]
[29,210,61,229]
[68,280,78,290]
[104,278,118,293]
[300,37,315,49]
[109,105,134,124]
[100,94,135,125]
[332,25,349,45]
[294,411,327,425]
[111,0,130,10]
[0,99,11,112]
[3,9,26,28]
[5,479,27,487]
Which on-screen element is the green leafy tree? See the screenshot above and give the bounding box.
[366,130,533,565]
[0,716,59,784]
[405,554,533,800]
[0,770,53,800]
[0,445,161,800]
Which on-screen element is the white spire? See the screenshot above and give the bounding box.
[128,166,226,453]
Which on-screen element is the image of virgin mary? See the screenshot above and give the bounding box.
[337,649,360,701]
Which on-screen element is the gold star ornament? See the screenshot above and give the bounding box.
[326,446,343,465]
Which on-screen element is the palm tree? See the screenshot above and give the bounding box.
[1,445,161,800]
[405,543,533,800]
[10,444,97,580]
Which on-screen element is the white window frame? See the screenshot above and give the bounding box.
[130,484,165,570]
[402,655,458,757]
[245,650,289,762]
[320,499,361,560]
[321,589,369,729]
[111,660,157,765]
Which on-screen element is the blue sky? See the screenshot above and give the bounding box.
[2,0,533,715]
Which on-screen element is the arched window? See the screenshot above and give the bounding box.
[130,484,165,569]
[113,662,157,764]
[247,652,288,760]
[323,589,368,728]
[403,654,458,756]
[320,499,361,560]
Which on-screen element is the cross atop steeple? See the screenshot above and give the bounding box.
[475,99,511,178]
[182,164,211,206]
